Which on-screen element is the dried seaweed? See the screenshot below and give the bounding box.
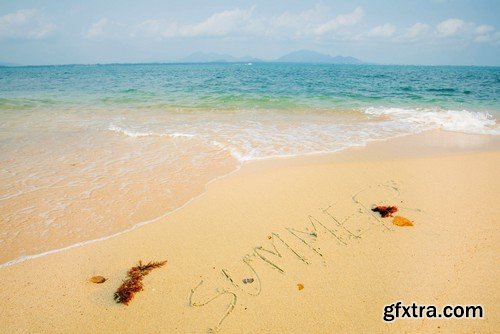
[371,205,398,218]
[114,260,167,305]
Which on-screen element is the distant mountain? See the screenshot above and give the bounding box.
[180,52,263,63]
[181,52,233,63]
[178,50,363,64]
[276,50,363,64]
[236,55,264,63]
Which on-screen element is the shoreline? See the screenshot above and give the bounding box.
[2,129,499,269]
[0,130,499,333]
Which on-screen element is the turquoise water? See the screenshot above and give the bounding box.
[0,63,499,267]
[1,63,499,111]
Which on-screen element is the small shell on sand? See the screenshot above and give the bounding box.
[242,278,254,284]
[297,283,304,290]
[90,276,106,283]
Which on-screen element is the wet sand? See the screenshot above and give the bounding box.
[0,130,499,333]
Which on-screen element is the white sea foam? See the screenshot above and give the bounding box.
[108,124,195,138]
[363,107,500,135]
[109,108,499,163]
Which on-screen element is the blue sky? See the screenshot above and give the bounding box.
[0,0,499,65]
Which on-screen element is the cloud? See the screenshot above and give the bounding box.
[377,18,500,45]
[313,7,364,35]
[270,4,327,38]
[0,9,55,40]
[434,18,499,45]
[83,18,124,39]
[366,23,396,38]
[472,24,499,44]
[127,6,364,41]
[129,19,165,38]
[84,18,109,39]
[129,8,256,39]
[475,25,494,35]
[474,30,500,44]
[180,8,253,37]
[436,18,466,37]
[273,4,326,29]
[82,6,499,47]
[405,22,431,39]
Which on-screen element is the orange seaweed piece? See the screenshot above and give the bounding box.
[297,283,304,290]
[392,216,413,227]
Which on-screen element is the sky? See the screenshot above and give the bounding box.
[0,0,499,66]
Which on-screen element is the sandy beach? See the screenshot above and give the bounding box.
[0,130,498,333]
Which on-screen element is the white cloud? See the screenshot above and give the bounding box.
[436,18,466,37]
[313,7,364,35]
[474,31,500,44]
[82,6,499,47]
[130,19,166,38]
[129,8,256,39]
[405,22,431,39]
[366,23,396,38]
[474,25,494,35]
[434,19,499,44]
[273,5,325,29]
[0,9,54,40]
[179,8,253,37]
[270,4,327,38]
[83,18,124,39]
[127,6,364,41]
[473,34,489,43]
[84,18,108,39]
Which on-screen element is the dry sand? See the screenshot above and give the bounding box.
[0,131,499,333]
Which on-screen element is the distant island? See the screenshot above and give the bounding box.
[180,52,263,64]
[179,50,363,64]
[276,50,362,64]
[0,50,364,67]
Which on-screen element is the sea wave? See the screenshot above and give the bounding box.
[107,108,499,164]
[108,124,195,138]
[363,107,500,135]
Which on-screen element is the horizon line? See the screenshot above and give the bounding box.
[1,61,499,68]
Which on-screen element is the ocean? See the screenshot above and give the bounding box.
[0,63,499,266]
